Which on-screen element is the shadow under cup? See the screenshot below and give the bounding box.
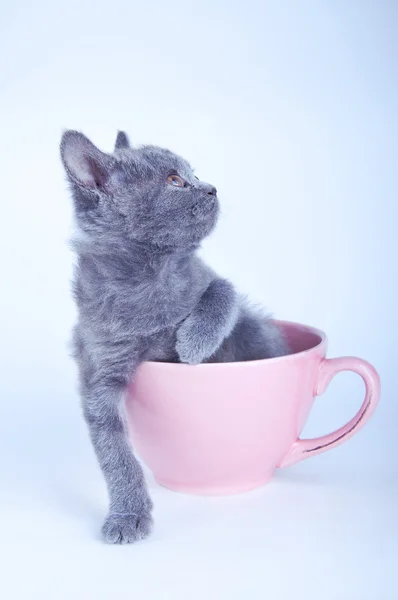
[125,321,380,495]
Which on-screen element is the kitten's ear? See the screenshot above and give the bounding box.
[60,130,115,191]
[114,130,130,151]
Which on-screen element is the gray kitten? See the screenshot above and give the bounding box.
[60,130,288,544]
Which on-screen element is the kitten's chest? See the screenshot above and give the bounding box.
[130,269,206,330]
[76,254,213,336]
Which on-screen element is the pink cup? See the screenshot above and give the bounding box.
[125,321,380,495]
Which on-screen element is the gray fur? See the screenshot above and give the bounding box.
[114,130,130,151]
[60,129,288,544]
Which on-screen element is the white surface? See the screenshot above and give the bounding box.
[0,1,397,599]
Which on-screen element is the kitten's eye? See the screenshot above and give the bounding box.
[195,176,199,180]
[167,174,184,187]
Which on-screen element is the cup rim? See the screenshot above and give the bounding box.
[144,320,327,369]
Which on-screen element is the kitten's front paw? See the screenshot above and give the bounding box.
[176,316,219,364]
[101,511,153,544]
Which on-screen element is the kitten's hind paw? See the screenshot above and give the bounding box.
[101,511,153,544]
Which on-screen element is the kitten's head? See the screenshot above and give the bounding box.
[60,130,219,250]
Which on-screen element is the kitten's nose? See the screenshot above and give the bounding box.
[201,183,217,196]
[197,181,217,196]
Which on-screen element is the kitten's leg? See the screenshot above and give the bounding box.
[210,311,289,362]
[76,334,152,544]
[176,278,239,364]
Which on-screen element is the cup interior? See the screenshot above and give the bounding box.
[143,321,325,368]
[279,321,324,354]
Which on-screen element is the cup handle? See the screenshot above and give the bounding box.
[279,357,381,468]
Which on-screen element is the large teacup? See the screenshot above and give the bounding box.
[125,321,380,494]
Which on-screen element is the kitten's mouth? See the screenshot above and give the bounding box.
[192,197,218,219]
